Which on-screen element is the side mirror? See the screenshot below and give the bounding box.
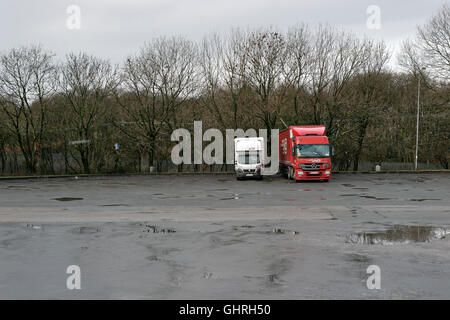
[331,146,335,156]
[292,146,295,157]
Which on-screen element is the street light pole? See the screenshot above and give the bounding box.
[415,68,425,171]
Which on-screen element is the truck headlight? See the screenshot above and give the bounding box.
[325,170,330,175]
[298,171,304,176]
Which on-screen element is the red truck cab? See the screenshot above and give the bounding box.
[279,125,332,181]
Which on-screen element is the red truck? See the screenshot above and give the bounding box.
[279,125,333,181]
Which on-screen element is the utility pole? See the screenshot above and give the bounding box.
[415,68,425,170]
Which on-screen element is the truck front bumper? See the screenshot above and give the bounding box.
[236,168,262,178]
[295,169,331,180]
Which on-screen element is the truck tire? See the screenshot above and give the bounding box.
[281,165,286,178]
[288,167,293,180]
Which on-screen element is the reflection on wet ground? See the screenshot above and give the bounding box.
[347,225,450,245]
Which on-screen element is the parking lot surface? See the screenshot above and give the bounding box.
[0,173,449,299]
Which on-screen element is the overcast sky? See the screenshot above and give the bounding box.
[1,0,448,68]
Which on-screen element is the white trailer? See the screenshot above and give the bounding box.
[234,137,264,180]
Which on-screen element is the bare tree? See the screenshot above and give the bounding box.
[116,37,198,170]
[348,40,390,171]
[222,30,250,129]
[58,53,119,174]
[417,4,450,81]
[285,24,311,124]
[241,28,289,132]
[399,4,450,81]
[0,105,9,173]
[302,26,367,136]
[200,34,226,128]
[0,45,56,173]
[200,30,251,131]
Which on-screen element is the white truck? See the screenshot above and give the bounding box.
[234,137,264,180]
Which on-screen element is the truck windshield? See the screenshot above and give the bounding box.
[237,151,260,165]
[296,144,330,158]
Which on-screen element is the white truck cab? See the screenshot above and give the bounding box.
[234,137,264,180]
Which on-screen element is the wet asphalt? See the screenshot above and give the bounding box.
[0,173,449,299]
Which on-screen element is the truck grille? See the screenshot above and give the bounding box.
[299,163,324,171]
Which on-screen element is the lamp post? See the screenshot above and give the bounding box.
[415,67,426,171]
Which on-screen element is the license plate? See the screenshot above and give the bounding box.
[310,171,319,174]
[247,174,253,176]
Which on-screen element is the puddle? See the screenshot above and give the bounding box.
[147,255,158,261]
[360,195,394,200]
[100,204,130,207]
[342,183,355,187]
[53,197,84,201]
[266,274,279,283]
[244,274,283,285]
[340,194,359,197]
[408,198,441,202]
[233,225,255,229]
[220,193,240,200]
[142,225,176,234]
[347,225,450,245]
[74,226,100,234]
[6,185,35,190]
[26,224,42,230]
[272,228,299,235]
[346,253,371,263]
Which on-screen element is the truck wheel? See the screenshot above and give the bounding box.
[281,166,287,178]
[288,167,294,180]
